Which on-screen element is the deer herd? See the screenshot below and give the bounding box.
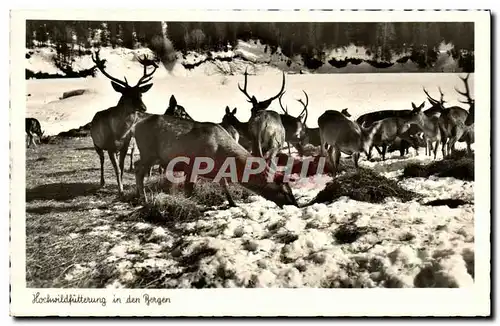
[26,50,476,208]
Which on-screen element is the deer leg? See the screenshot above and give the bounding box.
[433,141,439,160]
[287,142,292,157]
[381,144,387,161]
[353,152,360,169]
[221,178,237,207]
[119,146,128,180]
[135,159,153,202]
[108,150,123,196]
[95,146,105,187]
[441,138,447,158]
[333,146,341,175]
[326,145,335,176]
[29,134,36,147]
[183,171,195,199]
[129,142,135,172]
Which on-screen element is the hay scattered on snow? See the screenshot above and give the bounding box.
[308,168,418,205]
[403,150,474,181]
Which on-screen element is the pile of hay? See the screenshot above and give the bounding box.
[308,168,418,204]
[403,150,474,181]
[57,122,92,138]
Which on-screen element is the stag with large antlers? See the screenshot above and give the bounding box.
[90,49,158,195]
[438,74,475,156]
[277,91,308,156]
[422,86,446,117]
[238,67,287,172]
[456,73,475,127]
[238,67,286,115]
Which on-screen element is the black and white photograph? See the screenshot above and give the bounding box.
[10,9,490,317]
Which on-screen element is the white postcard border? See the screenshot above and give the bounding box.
[10,9,491,317]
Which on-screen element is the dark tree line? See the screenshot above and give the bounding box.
[26,20,474,72]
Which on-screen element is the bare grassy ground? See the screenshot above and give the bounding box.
[25,136,249,288]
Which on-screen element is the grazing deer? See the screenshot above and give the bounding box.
[277,91,308,156]
[25,118,44,148]
[318,110,381,175]
[355,109,414,159]
[439,74,475,156]
[133,114,298,208]
[90,50,158,195]
[238,67,287,169]
[366,102,426,161]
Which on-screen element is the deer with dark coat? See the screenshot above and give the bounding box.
[133,114,298,208]
[26,117,44,147]
[90,50,158,195]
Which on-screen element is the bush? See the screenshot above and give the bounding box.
[403,151,474,181]
[308,168,418,204]
[150,35,177,68]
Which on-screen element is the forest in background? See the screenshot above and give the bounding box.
[25,20,475,74]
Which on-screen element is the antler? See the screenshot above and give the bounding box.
[455,73,474,104]
[262,71,286,104]
[135,54,158,87]
[278,92,288,114]
[238,67,253,102]
[296,90,309,126]
[422,87,439,105]
[438,87,446,103]
[91,49,129,88]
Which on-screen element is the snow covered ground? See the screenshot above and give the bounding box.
[63,159,475,288]
[24,50,475,288]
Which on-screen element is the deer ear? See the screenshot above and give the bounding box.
[111,81,126,93]
[411,102,418,110]
[232,108,237,114]
[419,101,425,110]
[169,95,177,108]
[139,83,153,93]
[225,106,230,114]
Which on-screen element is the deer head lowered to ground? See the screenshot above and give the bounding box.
[90,49,158,195]
[25,117,44,148]
[318,109,381,175]
[133,114,298,208]
[367,102,427,161]
[355,109,420,160]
